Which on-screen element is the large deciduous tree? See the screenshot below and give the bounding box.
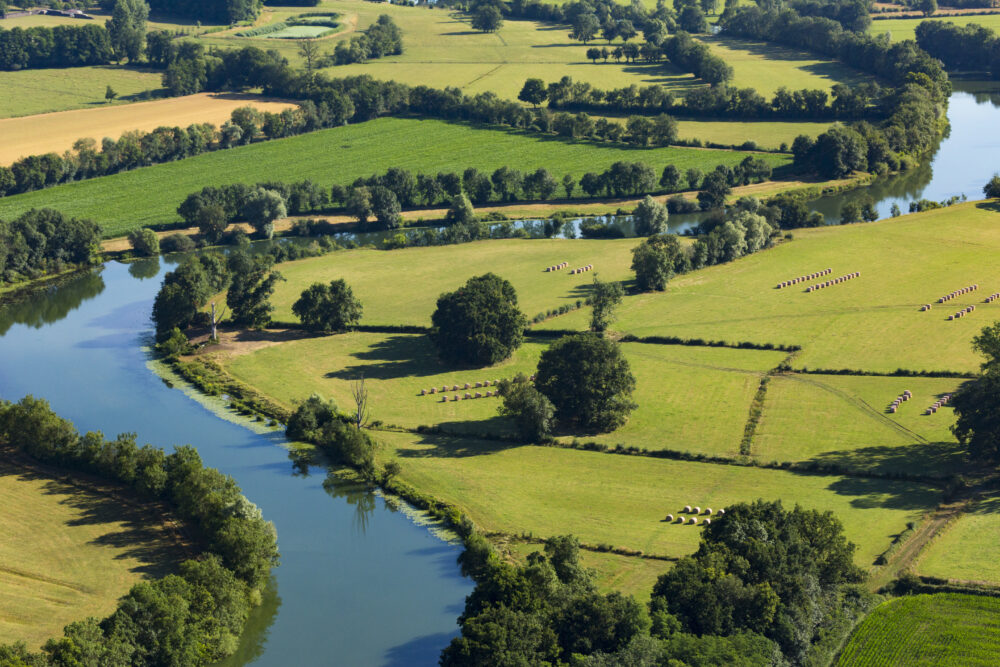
[430,273,527,366]
[226,251,282,328]
[535,333,636,432]
[632,195,669,236]
[631,234,687,291]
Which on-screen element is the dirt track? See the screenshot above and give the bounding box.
[0,93,297,165]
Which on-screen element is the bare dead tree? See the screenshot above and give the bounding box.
[351,375,370,429]
[210,301,228,342]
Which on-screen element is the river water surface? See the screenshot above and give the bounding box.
[0,260,473,665]
[0,79,998,666]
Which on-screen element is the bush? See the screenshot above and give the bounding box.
[497,373,556,441]
[160,233,196,253]
[128,228,160,257]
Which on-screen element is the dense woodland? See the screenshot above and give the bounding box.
[0,209,100,286]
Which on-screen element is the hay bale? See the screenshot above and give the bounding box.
[705,508,712,515]
[452,385,459,391]
[684,505,692,513]
[422,389,428,395]
[704,518,711,525]
[430,387,436,394]
[475,392,482,398]
[665,514,673,522]
[441,396,447,402]
[694,506,701,514]
[679,517,687,524]
[718,508,725,515]
[690,517,698,525]
[464,393,471,399]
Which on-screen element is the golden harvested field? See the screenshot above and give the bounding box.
[0,93,297,165]
[0,460,183,649]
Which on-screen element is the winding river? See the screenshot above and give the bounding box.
[0,80,997,665]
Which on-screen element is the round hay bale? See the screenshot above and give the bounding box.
[704,518,711,525]
[665,514,673,522]
[718,508,725,515]
[678,517,687,524]
[690,517,698,525]
[705,508,713,515]
[694,506,701,514]
[684,505,692,513]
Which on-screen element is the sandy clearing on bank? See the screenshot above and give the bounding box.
[0,93,298,165]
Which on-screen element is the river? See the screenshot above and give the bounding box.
[0,80,997,666]
[0,259,473,666]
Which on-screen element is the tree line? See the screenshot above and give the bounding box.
[915,20,1000,78]
[0,395,279,666]
[0,24,112,70]
[544,73,882,121]
[332,14,403,66]
[0,208,101,286]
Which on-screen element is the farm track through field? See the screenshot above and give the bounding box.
[784,373,929,444]
[869,496,970,591]
[0,564,93,594]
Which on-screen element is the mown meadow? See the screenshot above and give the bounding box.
[536,202,1000,373]
[0,459,183,648]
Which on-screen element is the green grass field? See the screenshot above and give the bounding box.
[870,14,1000,41]
[223,332,784,450]
[377,431,940,564]
[0,66,164,119]
[699,36,874,97]
[267,238,639,325]
[752,373,969,476]
[675,118,833,149]
[916,496,1000,584]
[0,461,183,648]
[537,202,1000,373]
[838,593,1000,666]
[0,117,787,236]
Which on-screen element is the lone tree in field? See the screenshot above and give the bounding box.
[226,251,283,328]
[535,333,636,432]
[106,0,149,62]
[589,275,624,332]
[985,174,1000,200]
[518,78,548,108]
[105,85,118,103]
[299,39,322,76]
[632,195,668,236]
[430,273,528,366]
[631,234,687,291]
[471,5,503,32]
[293,279,363,332]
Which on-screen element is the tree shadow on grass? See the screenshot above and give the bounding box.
[325,333,440,381]
[975,201,1000,213]
[0,463,182,579]
[393,429,519,459]
[795,441,971,479]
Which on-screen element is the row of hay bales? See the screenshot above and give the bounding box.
[775,267,831,289]
[985,292,1000,303]
[887,389,913,413]
[938,284,978,304]
[664,506,725,526]
[924,394,951,415]
[545,262,569,272]
[420,375,538,397]
[571,264,594,275]
[949,305,976,320]
[439,391,498,402]
[806,271,859,293]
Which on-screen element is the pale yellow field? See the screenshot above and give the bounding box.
[0,93,297,165]
[0,461,183,648]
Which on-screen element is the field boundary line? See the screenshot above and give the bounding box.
[0,564,94,594]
